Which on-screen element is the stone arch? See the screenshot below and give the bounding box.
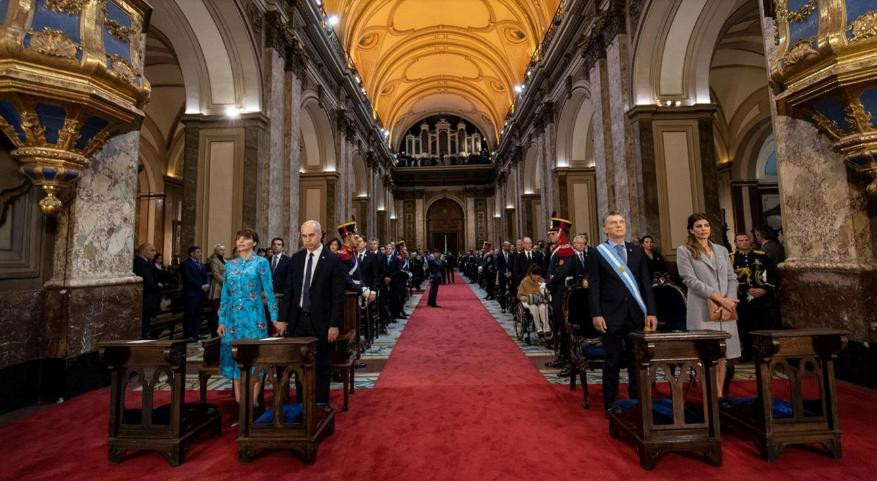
[426,196,466,252]
[150,0,261,115]
[631,0,750,105]
[301,98,338,172]
[555,87,595,167]
[522,144,539,194]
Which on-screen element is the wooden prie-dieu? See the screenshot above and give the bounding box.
[330,291,359,411]
[99,340,221,466]
[720,328,847,462]
[608,330,730,470]
[232,337,335,464]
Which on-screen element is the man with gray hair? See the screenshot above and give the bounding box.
[278,220,347,405]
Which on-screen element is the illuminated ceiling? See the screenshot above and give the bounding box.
[323,0,560,149]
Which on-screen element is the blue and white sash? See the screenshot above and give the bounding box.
[596,243,647,315]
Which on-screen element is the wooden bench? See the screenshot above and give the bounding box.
[99,340,221,466]
[608,330,730,470]
[720,328,847,461]
[198,337,221,404]
[232,337,335,464]
[330,291,359,411]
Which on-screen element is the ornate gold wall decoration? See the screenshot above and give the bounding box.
[782,38,817,66]
[28,28,78,59]
[0,0,152,215]
[45,0,87,15]
[771,0,877,196]
[776,0,817,23]
[848,10,877,43]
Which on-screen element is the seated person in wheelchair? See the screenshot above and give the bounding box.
[517,264,552,338]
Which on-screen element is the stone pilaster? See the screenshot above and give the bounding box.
[285,44,305,237]
[757,11,877,343]
[43,131,142,400]
[263,41,286,240]
[589,57,614,225]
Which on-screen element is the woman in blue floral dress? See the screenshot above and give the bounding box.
[217,228,280,403]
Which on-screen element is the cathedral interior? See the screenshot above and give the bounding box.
[2,0,877,479]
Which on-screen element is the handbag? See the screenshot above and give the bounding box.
[707,297,737,321]
[707,256,737,321]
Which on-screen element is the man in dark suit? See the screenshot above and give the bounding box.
[588,212,658,416]
[276,220,346,405]
[494,241,513,309]
[427,249,446,307]
[269,237,291,294]
[133,243,161,339]
[571,233,591,279]
[180,246,209,341]
[512,236,543,291]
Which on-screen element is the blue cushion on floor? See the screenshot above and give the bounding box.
[582,345,607,359]
[613,398,704,424]
[725,397,819,419]
[255,403,303,424]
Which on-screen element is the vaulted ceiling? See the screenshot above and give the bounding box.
[323,0,560,149]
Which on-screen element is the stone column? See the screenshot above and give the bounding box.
[262,15,287,240]
[43,131,141,399]
[285,43,306,237]
[181,115,266,252]
[588,54,614,223]
[758,10,877,345]
[627,105,721,260]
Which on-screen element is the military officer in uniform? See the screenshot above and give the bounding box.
[731,233,778,361]
[545,214,575,372]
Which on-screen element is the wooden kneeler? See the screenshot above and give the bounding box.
[100,340,221,466]
[232,337,335,464]
[608,330,730,470]
[720,328,847,461]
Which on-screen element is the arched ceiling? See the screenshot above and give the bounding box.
[323,0,560,145]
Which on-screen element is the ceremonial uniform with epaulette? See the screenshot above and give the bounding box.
[731,248,778,360]
[546,215,575,367]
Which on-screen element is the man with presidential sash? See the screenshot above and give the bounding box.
[587,211,657,417]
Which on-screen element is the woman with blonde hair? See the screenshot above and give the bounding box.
[676,213,741,398]
[207,244,226,335]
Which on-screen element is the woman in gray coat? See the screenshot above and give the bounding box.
[676,213,740,398]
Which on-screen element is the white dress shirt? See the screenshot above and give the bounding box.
[299,243,323,308]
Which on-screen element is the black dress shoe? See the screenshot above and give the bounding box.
[604,406,622,418]
[557,367,572,378]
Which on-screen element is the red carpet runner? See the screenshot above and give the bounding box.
[2,279,877,480]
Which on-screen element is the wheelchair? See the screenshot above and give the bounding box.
[513,291,552,346]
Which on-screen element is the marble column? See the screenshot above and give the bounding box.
[758,14,877,342]
[285,48,305,237]
[181,115,266,252]
[263,37,286,240]
[589,56,614,224]
[627,105,721,260]
[43,131,142,398]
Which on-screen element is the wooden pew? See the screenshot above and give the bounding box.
[232,337,335,464]
[608,330,730,470]
[720,328,847,461]
[99,340,221,466]
[198,337,221,404]
[330,291,359,411]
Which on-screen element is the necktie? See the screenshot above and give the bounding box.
[272,255,278,271]
[579,253,584,266]
[615,244,626,264]
[302,253,313,313]
[527,251,531,261]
